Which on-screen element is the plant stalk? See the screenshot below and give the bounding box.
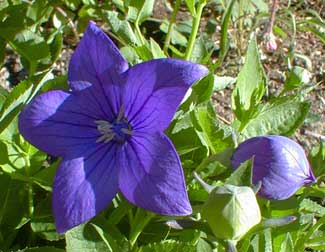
[129,209,154,248]
[184,1,206,60]
[163,0,182,55]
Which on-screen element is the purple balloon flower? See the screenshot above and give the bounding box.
[19,21,208,233]
[231,135,316,200]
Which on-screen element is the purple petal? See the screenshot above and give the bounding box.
[121,59,208,131]
[18,88,112,157]
[118,131,192,215]
[53,143,119,233]
[68,21,128,115]
[231,135,316,200]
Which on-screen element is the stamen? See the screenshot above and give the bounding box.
[95,132,114,143]
[117,104,125,121]
[94,105,132,144]
[121,128,132,135]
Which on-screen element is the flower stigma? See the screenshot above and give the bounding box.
[95,105,132,144]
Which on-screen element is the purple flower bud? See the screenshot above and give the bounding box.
[231,136,316,200]
[264,32,277,51]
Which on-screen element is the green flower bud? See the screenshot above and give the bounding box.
[201,184,261,241]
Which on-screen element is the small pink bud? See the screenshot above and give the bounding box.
[265,33,277,51]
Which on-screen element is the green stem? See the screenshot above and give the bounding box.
[184,0,206,60]
[163,0,182,55]
[23,155,34,217]
[238,0,244,54]
[134,20,145,45]
[129,209,154,248]
[211,0,236,71]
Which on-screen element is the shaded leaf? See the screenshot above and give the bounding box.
[241,97,310,139]
[20,247,65,252]
[31,196,62,241]
[0,172,29,241]
[139,240,196,252]
[226,158,253,187]
[128,0,154,24]
[0,80,33,132]
[103,11,138,45]
[65,223,111,252]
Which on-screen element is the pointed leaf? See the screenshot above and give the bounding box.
[193,102,233,154]
[231,36,266,123]
[279,233,294,252]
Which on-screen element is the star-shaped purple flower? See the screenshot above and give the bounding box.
[19,21,208,233]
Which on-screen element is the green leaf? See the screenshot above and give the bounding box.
[0,172,29,241]
[26,0,53,23]
[0,113,18,143]
[190,35,214,64]
[0,139,26,172]
[41,75,69,92]
[226,158,253,187]
[20,247,65,252]
[93,214,128,248]
[298,24,325,44]
[32,160,59,192]
[193,102,233,154]
[279,233,294,252]
[191,73,214,104]
[185,0,196,17]
[0,37,6,64]
[133,44,153,60]
[103,11,138,45]
[0,3,28,40]
[128,0,154,24]
[212,0,236,69]
[48,32,63,64]
[120,46,140,65]
[0,80,33,131]
[9,29,50,68]
[63,0,81,11]
[65,223,112,252]
[0,0,9,10]
[170,127,207,161]
[172,110,193,134]
[196,237,213,252]
[283,66,311,92]
[231,36,266,124]
[263,228,272,252]
[299,198,325,217]
[160,21,188,47]
[31,196,63,241]
[139,240,196,252]
[90,224,117,252]
[305,236,325,250]
[213,75,236,91]
[0,71,51,135]
[150,38,166,58]
[309,140,325,177]
[241,96,310,139]
[0,86,8,105]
